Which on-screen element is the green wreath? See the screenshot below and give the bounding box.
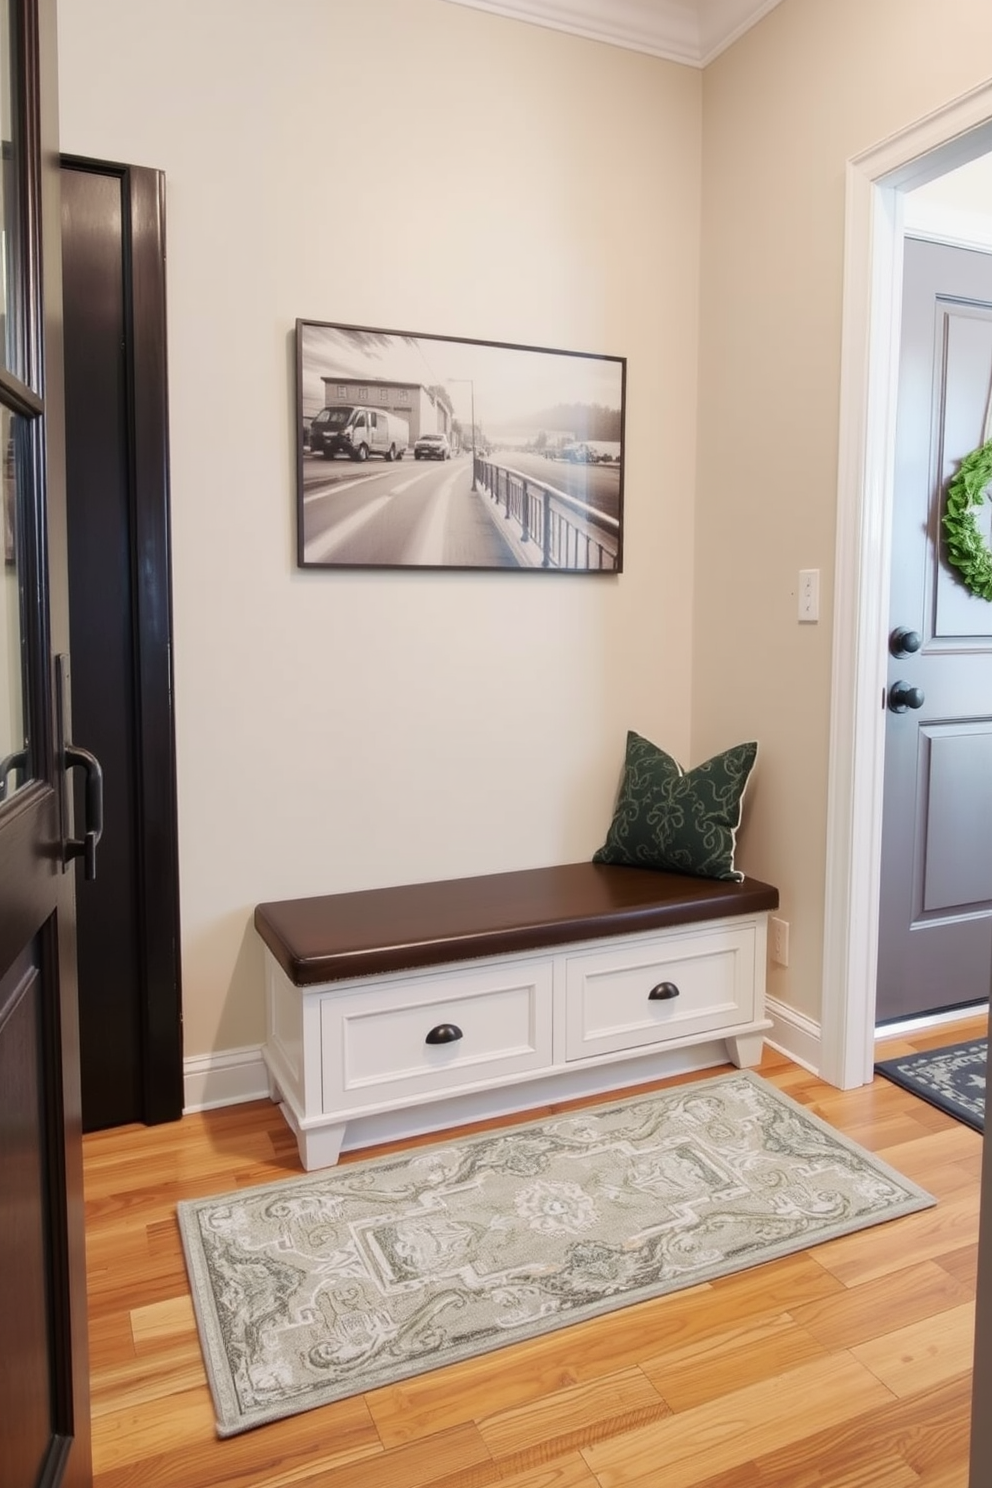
[943,438,992,601]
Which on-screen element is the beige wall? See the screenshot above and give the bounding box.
[56,0,702,1056]
[57,0,992,1068]
[695,0,992,1020]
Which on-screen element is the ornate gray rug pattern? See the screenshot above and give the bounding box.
[875,1038,986,1133]
[178,1070,935,1437]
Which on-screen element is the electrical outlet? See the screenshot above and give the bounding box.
[770,916,790,967]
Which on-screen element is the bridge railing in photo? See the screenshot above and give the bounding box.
[475,456,620,571]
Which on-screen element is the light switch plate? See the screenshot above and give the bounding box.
[798,569,819,623]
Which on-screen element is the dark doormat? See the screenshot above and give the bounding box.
[875,1038,986,1132]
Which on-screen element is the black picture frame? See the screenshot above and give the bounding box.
[296,319,625,573]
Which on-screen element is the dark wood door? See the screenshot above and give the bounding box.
[0,1,92,1485]
[60,159,182,1131]
[877,236,992,1023]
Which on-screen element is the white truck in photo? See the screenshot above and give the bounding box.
[310,405,409,462]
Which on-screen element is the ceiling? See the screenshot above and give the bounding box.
[440,0,786,67]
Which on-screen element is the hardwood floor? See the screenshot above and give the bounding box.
[82,1016,987,1487]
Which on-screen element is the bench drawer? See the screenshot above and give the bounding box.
[320,959,554,1113]
[564,924,756,1062]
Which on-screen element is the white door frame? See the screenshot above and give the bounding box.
[822,80,992,1090]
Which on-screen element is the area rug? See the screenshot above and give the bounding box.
[177,1069,935,1437]
[875,1038,986,1133]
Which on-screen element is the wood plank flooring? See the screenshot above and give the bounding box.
[82,1015,987,1487]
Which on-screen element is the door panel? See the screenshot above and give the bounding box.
[933,307,992,638]
[922,725,992,911]
[62,166,142,1129]
[1,943,59,1488]
[60,158,182,1131]
[0,0,93,1483]
[877,237,992,1022]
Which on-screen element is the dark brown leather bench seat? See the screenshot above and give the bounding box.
[255,861,780,988]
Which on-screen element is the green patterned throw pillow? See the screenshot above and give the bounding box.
[593,732,757,881]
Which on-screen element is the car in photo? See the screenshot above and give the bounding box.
[414,432,451,460]
[560,441,600,463]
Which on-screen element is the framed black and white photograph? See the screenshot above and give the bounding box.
[296,319,625,572]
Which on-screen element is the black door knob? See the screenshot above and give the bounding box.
[648,981,680,1001]
[890,627,922,657]
[889,681,925,713]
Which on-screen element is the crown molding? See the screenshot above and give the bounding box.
[696,0,784,63]
[439,0,784,67]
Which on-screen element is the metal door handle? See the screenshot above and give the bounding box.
[0,745,28,802]
[889,682,925,714]
[648,981,680,1000]
[64,744,104,879]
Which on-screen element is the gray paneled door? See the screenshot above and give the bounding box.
[877,236,992,1023]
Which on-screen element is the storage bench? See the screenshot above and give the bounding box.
[254,862,779,1170]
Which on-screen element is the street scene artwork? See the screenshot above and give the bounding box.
[296,319,626,572]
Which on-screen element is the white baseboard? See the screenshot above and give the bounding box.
[183,1045,271,1114]
[759,996,986,1085]
[765,995,823,1077]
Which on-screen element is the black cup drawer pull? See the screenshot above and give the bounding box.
[648,981,680,1001]
[425,1022,463,1045]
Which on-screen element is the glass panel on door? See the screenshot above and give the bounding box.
[0,0,17,376]
[1,404,28,800]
